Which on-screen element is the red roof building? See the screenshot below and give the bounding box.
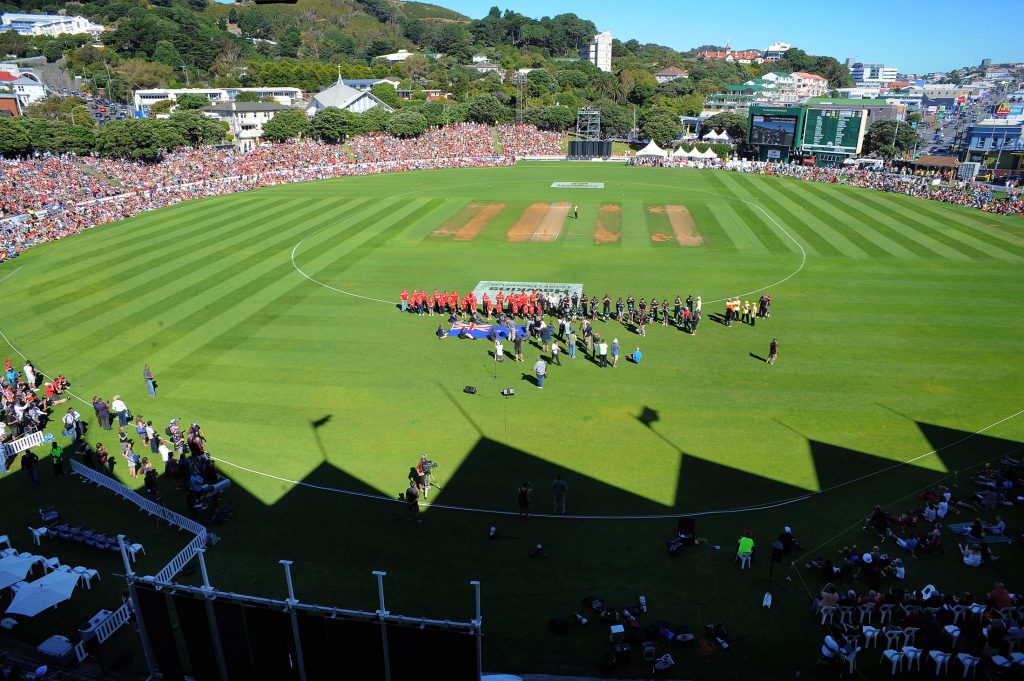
[697,43,763,63]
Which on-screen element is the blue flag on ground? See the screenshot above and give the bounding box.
[446,322,527,339]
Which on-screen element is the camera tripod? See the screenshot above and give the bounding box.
[425,470,442,491]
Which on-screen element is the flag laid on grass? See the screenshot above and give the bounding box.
[447,322,527,339]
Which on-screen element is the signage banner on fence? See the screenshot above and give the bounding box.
[471,280,583,300]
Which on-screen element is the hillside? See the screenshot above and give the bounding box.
[399,1,470,22]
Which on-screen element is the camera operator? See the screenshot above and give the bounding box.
[417,453,437,499]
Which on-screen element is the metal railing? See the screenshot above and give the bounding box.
[68,459,209,663]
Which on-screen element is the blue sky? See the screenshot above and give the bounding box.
[214,0,1019,74]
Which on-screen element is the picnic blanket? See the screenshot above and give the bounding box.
[947,523,1012,544]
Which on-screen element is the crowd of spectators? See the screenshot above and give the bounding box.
[0,124,557,262]
[732,162,1024,216]
[497,124,563,156]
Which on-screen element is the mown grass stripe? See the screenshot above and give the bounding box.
[684,201,736,251]
[81,197,366,375]
[909,201,1024,256]
[727,194,802,256]
[778,182,898,260]
[38,198,343,353]
[620,201,651,248]
[854,191,993,262]
[794,182,923,260]
[30,196,338,322]
[710,172,830,256]
[754,181,869,259]
[709,200,773,253]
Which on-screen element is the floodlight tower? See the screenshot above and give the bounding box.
[576,107,601,141]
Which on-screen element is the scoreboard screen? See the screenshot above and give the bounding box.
[801,109,867,155]
[750,113,798,147]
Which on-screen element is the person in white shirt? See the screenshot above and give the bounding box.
[23,361,36,390]
[494,340,504,363]
[598,340,609,367]
[111,395,129,427]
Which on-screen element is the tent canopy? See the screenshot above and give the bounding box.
[701,148,719,159]
[5,570,78,617]
[702,129,721,140]
[670,147,689,158]
[0,555,39,591]
[636,140,667,158]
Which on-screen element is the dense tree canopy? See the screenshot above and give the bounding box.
[261,109,311,142]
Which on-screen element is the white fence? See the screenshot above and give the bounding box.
[0,430,46,471]
[68,459,209,662]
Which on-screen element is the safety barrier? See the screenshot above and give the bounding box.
[69,459,206,535]
[67,459,209,663]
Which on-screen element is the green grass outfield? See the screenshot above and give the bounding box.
[2,162,1023,678]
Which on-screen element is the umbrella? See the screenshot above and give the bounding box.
[5,570,78,617]
[0,555,39,591]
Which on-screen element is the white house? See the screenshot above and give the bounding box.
[654,67,689,84]
[9,76,46,106]
[0,13,105,37]
[305,79,394,117]
[470,61,503,79]
[792,72,829,98]
[471,54,490,64]
[134,87,303,113]
[581,31,612,73]
[202,101,290,152]
[342,79,400,92]
[377,49,415,64]
[850,63,898,86]
[763,42,792,62]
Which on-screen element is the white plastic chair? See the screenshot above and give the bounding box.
[902,626,920,648]
[127,543,145,562]
[879,603,896,624]
[862,626,881,649]
[929,650,952,675]
[992,653,1024,667]
[735,551,751,570]
[967,603,986,620]
[951,604,969,624]
[902,646,923,671]
[944,624,960,649]
[843,646,861,673]
[881,649,905,674]
[859,603,876,623]
[73,567,99,589]
[839,606,855,625]
[957,653,980,678]
[884,628,904,650]
[0,534,10,550]
[10,581,28,595]
[41,556,60,573]
[55,564,72,573]
[27,526,46,546]
[820,606,837,625]
[0,618,15,630]
[0,548,16,558]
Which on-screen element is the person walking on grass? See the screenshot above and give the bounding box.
[568,330,577,359]
[22,449,39,485]
[406,482,421,523]
[573,205,578,220]
[550,341,561,365]
[611,338,620,367]
[533,357,547,389]
[144,364,156,398]
[768,338,779,366]
[598,339,609,367]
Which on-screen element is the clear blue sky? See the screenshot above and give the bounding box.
[215,0,1019,74]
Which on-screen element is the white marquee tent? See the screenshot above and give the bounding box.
[701,148,720,159]
[636,140,668,158]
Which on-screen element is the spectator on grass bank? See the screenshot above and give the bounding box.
[92,396,111,430]
[738,531,755,558]
[533,357,546,388]
[21,449,38,485]
[143,364,156,398]
[406,482,421,523]
[49,441,64,476]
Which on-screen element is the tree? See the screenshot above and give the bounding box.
[149,99,175,115]
[310,107,356,143]
[863,119,920,158]
[525,69,557,97]
[166,110,225,146]
[261,109,310,142]
[0,119,32,157]
[96,118,164,161]
[385,110,428,137]
[23,96,92,126]
[152,40,183,69]
[115,59,174,91]
[640,107,681,146]
[466,95,509,124]
[523,105,575,131]
[596,100,631,136]
[43,40,64,64]
[279,25,301,59]
[370,83,401,109]
[702,112,748,142]
[627,82,656,107]
[353,107,394,135]
[174,94,210,111]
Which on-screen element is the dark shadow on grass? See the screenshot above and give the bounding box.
[750,352,768,363]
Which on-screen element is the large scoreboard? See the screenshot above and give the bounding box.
[801,108,867,155]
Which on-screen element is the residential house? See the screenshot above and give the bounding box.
[377,50,415,64]
[697,43,763,63]
[9,76,45,106]
[0,13,104,37]
[581,31,613,72]
[343,79,400,92]
[654,67,689,84]
[201,102,290,152]
[792,72,829,98]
